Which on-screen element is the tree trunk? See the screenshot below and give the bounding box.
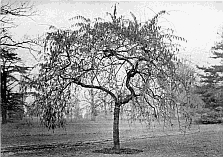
[1,104,7,124]
[90,89,96,121]
[113,102,120,151]
[1,71,7,124]
[103,99,107,117]
[90,103,96,121]
[70,108,73,122]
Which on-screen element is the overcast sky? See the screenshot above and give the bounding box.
[5,0,223,68]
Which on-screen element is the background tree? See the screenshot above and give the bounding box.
[0,1,36,124]
[65,85,81,121]
[196,29,223,109]
[82,85,113,120]
[0,50,31,123]
[170,60,203,128]
[34,6,197,152]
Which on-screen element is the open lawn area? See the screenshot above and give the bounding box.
[1,118,223,157]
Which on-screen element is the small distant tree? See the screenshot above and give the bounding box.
[82,85,113,120]
[67,88,81,121]
[82,89,99,121]
[34,6,196,152]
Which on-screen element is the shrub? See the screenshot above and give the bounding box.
[195,109,223,124]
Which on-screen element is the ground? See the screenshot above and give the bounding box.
[1,117,223,157]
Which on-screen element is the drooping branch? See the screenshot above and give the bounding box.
[0,1,36,17]
[72,78,118,103]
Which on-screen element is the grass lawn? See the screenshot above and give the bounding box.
[1,117,223,157]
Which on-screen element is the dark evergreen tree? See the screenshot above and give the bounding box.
[197,29,223,109]
[1,48,31,123]
[1,1,35,124]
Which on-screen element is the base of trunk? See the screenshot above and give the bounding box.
[1,108,7,124]
[113,103,120,151]
[112,145,120,153]
[92,147,143,154]
[90,115,96,121]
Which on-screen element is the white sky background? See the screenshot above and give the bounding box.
[5,0,223,68]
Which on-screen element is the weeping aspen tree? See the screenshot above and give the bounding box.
[33,6,198,152]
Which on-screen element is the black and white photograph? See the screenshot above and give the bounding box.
[1,0,223,156]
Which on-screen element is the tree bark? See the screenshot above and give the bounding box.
[90,108,96,121]
[113,102,120,151]
[1,104,7,124]
[90,89,96,121]
[104,99,107,117]
[1,71,7,124]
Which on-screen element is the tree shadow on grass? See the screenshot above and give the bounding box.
[92,147,143,154]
